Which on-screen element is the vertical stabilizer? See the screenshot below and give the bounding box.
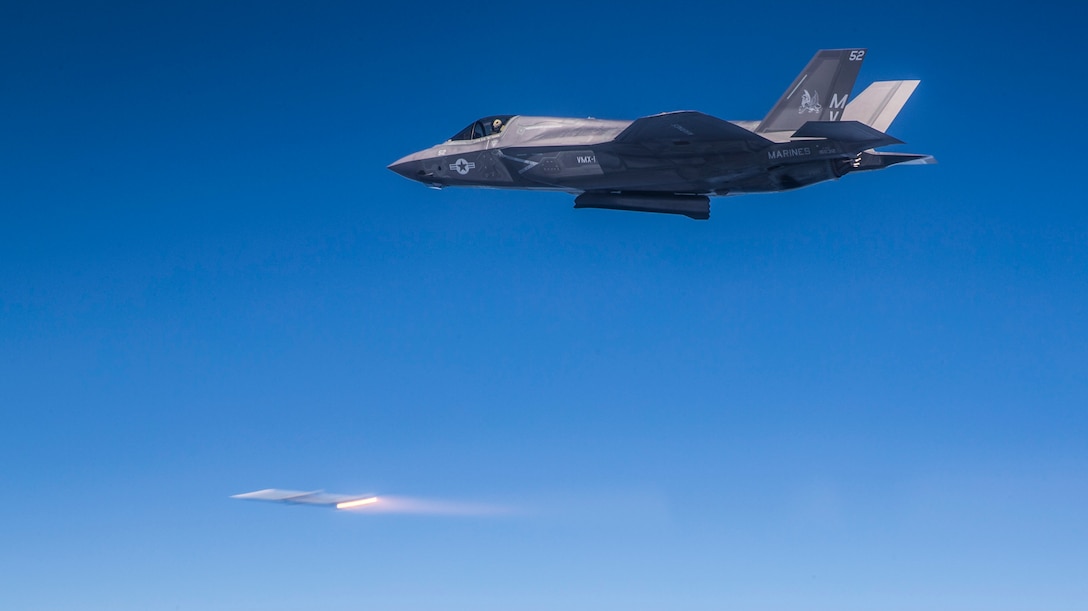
[841,80,919,133]
[756,49,866,134]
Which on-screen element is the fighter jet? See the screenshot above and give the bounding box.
[388,49,933,220]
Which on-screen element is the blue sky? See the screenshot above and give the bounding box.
[2,1,1086,609]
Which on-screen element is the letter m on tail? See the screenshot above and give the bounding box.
[829,93,849,121]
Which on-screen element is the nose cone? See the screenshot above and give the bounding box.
[388,155,424,181]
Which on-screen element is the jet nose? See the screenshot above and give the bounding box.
[388,155,426,181]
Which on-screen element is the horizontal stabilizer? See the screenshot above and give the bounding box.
[615,111,771,151]
[792,120,902,148]
[575,192,710,220]
[852,151,937,171]
[842,80,919,132]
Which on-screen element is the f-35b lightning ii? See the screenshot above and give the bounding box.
[388,49,933,220]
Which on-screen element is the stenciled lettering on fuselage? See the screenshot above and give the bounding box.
[450,158,476,175]
[767,146,812,160]
[576,155,597,164]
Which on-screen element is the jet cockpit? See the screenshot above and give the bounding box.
[447,115,516,141]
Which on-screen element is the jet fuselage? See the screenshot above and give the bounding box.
[388,50,933,220]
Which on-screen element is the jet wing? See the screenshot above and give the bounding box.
[232,488,379,509]
[614,111,772,153]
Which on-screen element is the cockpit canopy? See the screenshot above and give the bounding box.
[448,115,516,141]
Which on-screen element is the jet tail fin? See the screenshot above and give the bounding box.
[841,80,920,132]
[756,49,866,134]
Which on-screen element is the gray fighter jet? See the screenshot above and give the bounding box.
[388,49,933,220]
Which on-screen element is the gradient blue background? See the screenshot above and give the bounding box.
[3,2,1086,609]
